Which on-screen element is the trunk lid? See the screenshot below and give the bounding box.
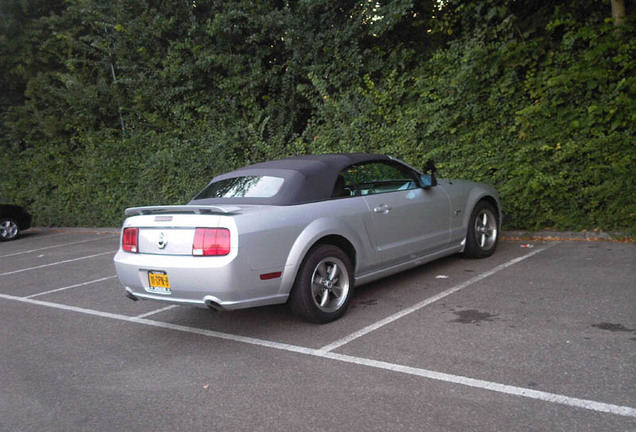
[121,204,269,256]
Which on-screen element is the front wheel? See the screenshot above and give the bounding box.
[289,244,354,323]
[0,218,20,241]
[463,201,498,258]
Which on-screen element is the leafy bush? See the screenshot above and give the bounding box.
[0,0,633,233]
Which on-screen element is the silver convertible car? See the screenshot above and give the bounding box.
[114,153,500,323]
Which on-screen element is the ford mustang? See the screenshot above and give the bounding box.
[113,153,500,323]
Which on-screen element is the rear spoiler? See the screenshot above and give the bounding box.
[125,205,242,216]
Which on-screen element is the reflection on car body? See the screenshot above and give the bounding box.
[113,153,501,323]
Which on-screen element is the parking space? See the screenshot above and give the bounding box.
[337,242,636,408]
[1,229,634,431]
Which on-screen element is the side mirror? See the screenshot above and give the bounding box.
[420,174,434,188]
[421,160,438,188]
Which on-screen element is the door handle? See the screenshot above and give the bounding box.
[373,204,391,214]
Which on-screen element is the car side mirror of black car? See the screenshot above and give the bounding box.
[420,160,438,188]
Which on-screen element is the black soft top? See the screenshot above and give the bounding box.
[189,153,392,205]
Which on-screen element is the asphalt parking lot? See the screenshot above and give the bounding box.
[1,229,634,432]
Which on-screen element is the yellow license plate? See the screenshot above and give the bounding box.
[148,272,171,294]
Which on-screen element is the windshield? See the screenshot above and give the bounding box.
[193,175,285,200]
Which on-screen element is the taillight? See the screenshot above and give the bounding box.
[122,228,138,253]
[192,228,231,256]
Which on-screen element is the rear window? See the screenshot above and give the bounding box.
[194,176,285,199]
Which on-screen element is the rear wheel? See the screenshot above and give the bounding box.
[463,201,498,258]
[0,218,20,241]
[289,244,354,323]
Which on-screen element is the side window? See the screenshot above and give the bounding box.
[339,162,418,196]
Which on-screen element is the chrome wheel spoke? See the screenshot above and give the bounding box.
[311,282,325,298]
[328,263,339,281]
[319,289,329,307]
[316,263,329,279]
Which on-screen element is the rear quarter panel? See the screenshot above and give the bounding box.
[234,197,382,295]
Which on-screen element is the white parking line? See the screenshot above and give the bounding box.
[0,291,634,419]
[320,244,556,352]
[0,235,119,258]
[25,275,118,299]
[0,251,116,277]
[135,305,179,319]
[322,352,636,418]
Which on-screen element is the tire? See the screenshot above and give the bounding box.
[289,244,354,323]
[462,201,498,258]
[0,218,20,241]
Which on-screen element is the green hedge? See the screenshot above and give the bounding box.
[0,1,633,233]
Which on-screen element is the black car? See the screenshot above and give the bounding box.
[0,204,32,241]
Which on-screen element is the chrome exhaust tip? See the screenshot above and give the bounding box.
[204,298,223,311]
[125,287,139,301]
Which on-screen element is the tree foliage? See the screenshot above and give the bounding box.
[0,0,634,232]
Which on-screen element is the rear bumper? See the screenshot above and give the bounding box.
[113,250,289,310]
[123,286,288,311]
